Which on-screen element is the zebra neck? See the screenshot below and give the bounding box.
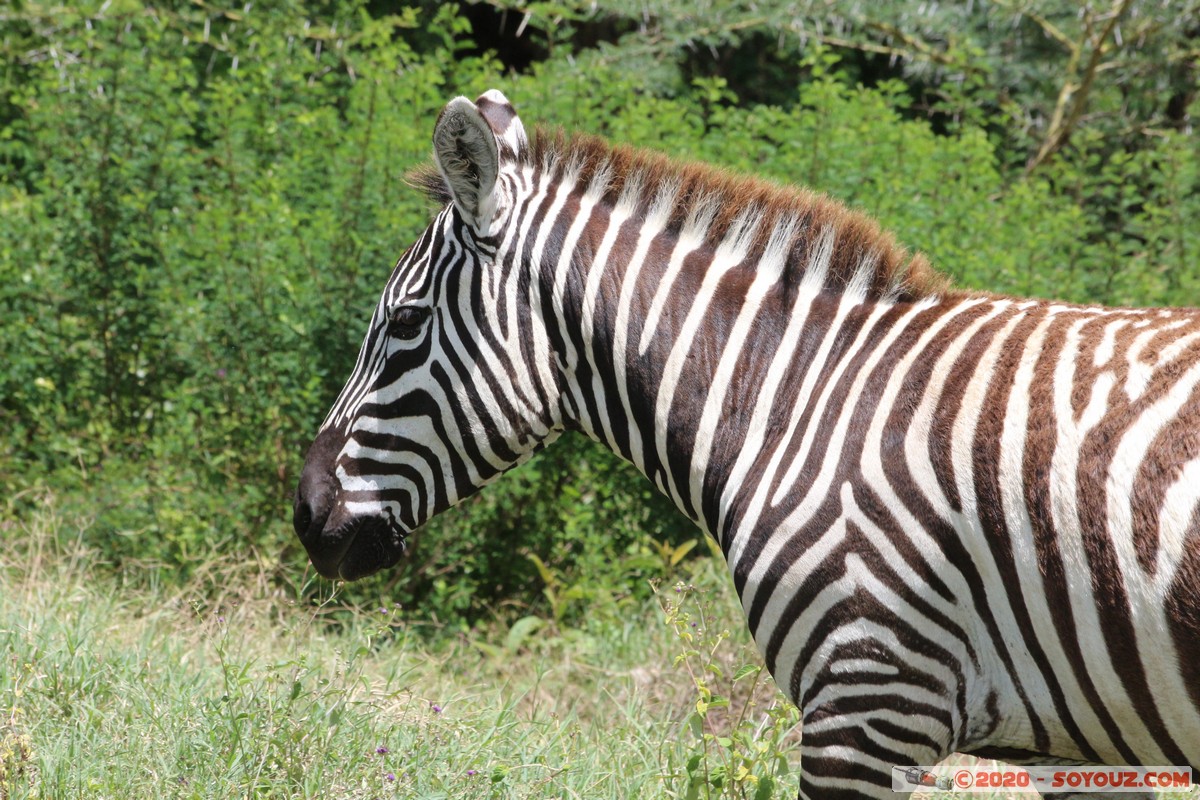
[532,187,892,545]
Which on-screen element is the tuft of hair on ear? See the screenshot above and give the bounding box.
[405,163,452,207]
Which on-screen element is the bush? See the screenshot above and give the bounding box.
[1,1,1196,624]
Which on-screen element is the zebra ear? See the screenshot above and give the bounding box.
[432,96,500,229]
[474,90,528,160]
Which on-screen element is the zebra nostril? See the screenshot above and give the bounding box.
[293,495,314,540]
[295,427,344,546]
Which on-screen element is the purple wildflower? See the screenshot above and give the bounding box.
[430,703,442,714]
[385,773,396,782]
[376,746,389,755]
[216,368,227,379]
[466,769,477,776]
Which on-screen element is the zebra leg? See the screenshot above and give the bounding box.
[797,702,951,800]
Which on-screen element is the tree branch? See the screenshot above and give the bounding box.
[992,0,1077,53]
[1026,0,1135,174]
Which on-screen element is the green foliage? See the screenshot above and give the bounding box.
[498,0,1199,158]
[656,578,800,799]
[1,0,485,572]
[1,1,1197,626]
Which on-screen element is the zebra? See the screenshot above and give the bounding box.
[293,90,1200,798]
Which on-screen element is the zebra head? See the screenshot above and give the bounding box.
[293,91,555,581]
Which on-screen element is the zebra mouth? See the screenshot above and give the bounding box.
[336,521,408,581]
[306,516,408,582]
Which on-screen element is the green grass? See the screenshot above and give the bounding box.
[0,499,799,799]
[3,501,1195,800]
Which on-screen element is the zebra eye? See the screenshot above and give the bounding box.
[388,305,430,340]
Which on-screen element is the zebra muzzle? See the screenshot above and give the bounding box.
[321,515,407,581]
[295,499,408,582]
[294,430,409,581]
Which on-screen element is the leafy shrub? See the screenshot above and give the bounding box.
[1,1,1196,625]
[656,576,801,799]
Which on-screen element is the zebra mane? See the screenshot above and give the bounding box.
[408,163,454,207]
[410,127,952,302]
[526,129,953,303]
